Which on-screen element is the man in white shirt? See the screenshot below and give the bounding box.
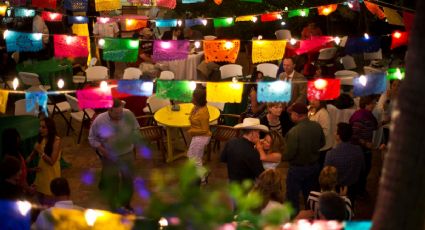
[278,57,307,105]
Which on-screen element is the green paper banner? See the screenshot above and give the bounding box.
[156,80,194,102]
[386,67,405,80]
[213,18,234,28]
[102,38,139,62]
[288,8,309,18]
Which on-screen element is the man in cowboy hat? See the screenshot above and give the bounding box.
[220,118,269,183]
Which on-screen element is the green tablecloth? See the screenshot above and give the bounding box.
[16,58,74,90]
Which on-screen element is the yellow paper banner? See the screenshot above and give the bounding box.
[204,40,240,63]
[318,4,338,16]
[95,0,121,12]
[206,82,243,103]
[72,23,91,66]
[252,40,286,64]
[235,15,257,22]
[383,7,404,26]
[0,89,9,113]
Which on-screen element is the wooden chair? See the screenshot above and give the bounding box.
[137,115,167,162]
[206,124,239,161]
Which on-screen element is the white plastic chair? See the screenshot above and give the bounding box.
[65,94,95,144]
[18,72,50,91]
[204,35,217,40]
[364,49,382,61]
[339,36,348,47]
[318,47,338,61]
[88,57,98,67]
[275,29,291,40]
[219,64,243,80]
[123,67,142,80]
[85,66,109,82]
[364,66,384,75]
[14,99,38,116]
[73,57,99,84]
[341,55,357,70]
[146,94,171,114]
[159,71,175,80]
[335,70,358,86]
[256,63,278,79]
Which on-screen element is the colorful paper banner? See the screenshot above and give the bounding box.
[156,0,176,9]
[95,0,121,11]
[124,19,148,31]
[206,82,243,103]
[117,80,153,96]
[0,5,7,17]
[156,19,177,28]
[288,9,309,18]
[5,31,43,52]
[182,0,204,3]
[214,0,222,5]
[345,36,381,54]
[383,7,404,26]
[41,11,63,22]
[391,31,408,49]
[77,88,113,109]
[353,73,386,97]
[152,40,190,62]
[185,18,206,27]
[54,35,89,58]
[257,81,291,102]
[0,90,9,113]
[72,23,91,65]
[64,0,88,12]
[68,16,89,24]
[213,18,234,28]
[156,80,194,102]
[32,0,57,9]
[25,91,48,115]
[204,40,240,63]
[386,68,405,80]
[102,38,139,62]
[260,12,281,22]
[403,11,414,33]
[307,78,340,100]
[318,4,338,16]
[252,40,286,63]
[296,36,334,55]
[14,8,35,17]
[235,15,257,22]
[364,1,386,19]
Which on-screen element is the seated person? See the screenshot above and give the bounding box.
[0,156,25,200]
[161,27,184,40]
[255,130,284,169]
[241,70,266,120]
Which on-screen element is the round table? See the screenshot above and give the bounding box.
[154,103,220,162]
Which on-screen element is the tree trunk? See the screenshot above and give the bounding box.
[372,1,425,229]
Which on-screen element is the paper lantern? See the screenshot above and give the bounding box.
[54,35,89,58]
[68,16,89,24]
[386,67,405,80]
[102,38,139,62]
[41,11,63,22]
[156,0,176,9]
[364,1,386,19]
[0,90,9,113]
[260,12,282,22]
[77,88,113,109]
[152,40,190,62]
[156,80,194,102]
[64,0,88,12]
[296,36,334,55]
[182,0,204,3]
[214,0,222,5]
[185,18,206,27]
[14,8,35,17]
[0,5,7,17]
[307,78,340,100]
[288,9,309,18]
[206,82,243,103]
[25,91,48,115]
[403,11,414,33]
[345,36,381,54]
[252,40,286,63]
[95,0,121,11]
[32,0,57,9]
[117,80,153,96]
[318,4,337,16]
[257,81,291,102]
[204,40,240,63]
[383,7,404,26]
[5,31,43,52]
[235,15,257,22]
[156,19,177,28]
[391,31,408,49]
[353,73,386,97]
[213,18,234,28]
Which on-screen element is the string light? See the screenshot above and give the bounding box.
[226,17,233,24]
[281,21,286,26]
[364,33,370,40]
[224,41,234,49]
[201,19,208,26]
[189,81,197,90]
[257,35,263,40]
[194,41,201,49]
[12,77,19,90]
[290,38,297,45]
[100,80,108,91]
[3,29,8,39]
[85,209,100,227]
[334,36,341,45]
[160,41,171,49]
[314,78,328,90]
[177,20,182,27]
[251,17,258,23]
[33,33,42,40]
[159,217,168,227]
[57,79,64,89]
[359,75,368,86]
[65,36,74,45]
[393,31,402,39]
[98,38,105,47]
[16,201,31,216]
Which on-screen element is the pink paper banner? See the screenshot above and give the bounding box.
[152,40,190,62]
[77,88,113,109]
[54,35,89,58]
[296,36,334,55]
[156,0,176,9]
[41,11,63,22]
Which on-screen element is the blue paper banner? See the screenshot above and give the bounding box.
[25,91,48,115]
[64,0,88,12]
[182,0,204,3]
[68,16,89,24]
[156,19,177,28]
[117,80,154,96]
[0,201,31,230]
[5,31,43,52]
[185,18,205,27]
[353,73,387,97]
[14,8,35,17]
[257,81,291,102]
[345,36,381,54]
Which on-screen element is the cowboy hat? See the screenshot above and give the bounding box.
[234,118,269,132]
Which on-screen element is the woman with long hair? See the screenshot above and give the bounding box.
[251,169,286,215]
[255,130,284,170]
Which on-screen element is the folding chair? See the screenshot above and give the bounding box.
[65,94,95,144]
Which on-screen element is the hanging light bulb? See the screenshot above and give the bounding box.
[177,20,182,27]
[281,21,286,26]
[12,77,19,90]
[347,2,354,8]
[160,41,171,49]
[395,68,403,80]
[251,16,258,23]
[57,79,64,89]
[49,13,59,20]
[194,41,201,49]
[364,33,370,40]
[359,75,367,86]
[284,7,288,11]
[232,77,238,84]
[3,29,9,39]
[393,31,402,39]
[300,10,306,17]
[85,209,100,227]
[159,217,168,227]
[99,17,110,24]
[201,19,207,26]
[189,81,197,90]
[314,78,328,90]
[224,41,234,49]
[75,16,84,22]
[334,36,341,45]
[16,201,31,216]
[277,14,283,20]
[290,38,297,45]
[257,35,263,40]
[98,38,105,47]
[100,80,108,91]
[66,36,73,45]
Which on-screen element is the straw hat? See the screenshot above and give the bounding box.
[234,118,269,132]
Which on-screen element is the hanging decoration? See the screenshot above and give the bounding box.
[68,16,89,24]
[72,23,91,65]
[288,9,309,18]
[117,80,153,96]
[14,8,35,17]
[182,0,204,3]
[353,73,386,97]
[257,81,291,102]
[25,91,48,115]
[203,40,240,63]
[94,0,121,11]
[391,31,408,49]
[41,11,63,22]
[214,0,222,5]
[403,11,414,33]
[64,0,88,12]
[185,18,207,27]
[307,78,340,100]
[54,35,89,58]
[0,5,7,17]
[102,38,139,62]
[318,4,338,16]
[156,0,176,9]
[0,201,31,229]
[296,36,334,55]
[235,15,257,22]
[96,17,115,24]
[123,19,148,31]
[213,18,234,28]
[77,88,113,109]
[364,1,386,19]
[31,0,57,9]
[152,40,190,62]
[252,40,286,63]
[386,67,405,80]
[382,7,404,26]
[206,82,243,103]
[156,80,194,102]
[156,19,177,28]
[0,90,9,113]
[346,0,360,11]
[5,31,43,52]
[345,36,381,54]
[260,12,282,22]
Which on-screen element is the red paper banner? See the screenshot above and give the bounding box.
[296,36,334,55]
[307,78,340,100]
[260,12,281,22]
[41,11,63,22]
[32,0,57,9]
[54,35,89,58]
[391,31,409,49]
[156,0,176,9]
[403,11,415,33]
[77,88,113,109]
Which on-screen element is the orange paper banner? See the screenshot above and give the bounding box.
[203,40,240,63]
[364,1,386,19]
[318,4,338,16]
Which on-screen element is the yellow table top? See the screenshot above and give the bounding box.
[154,103,220,128]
